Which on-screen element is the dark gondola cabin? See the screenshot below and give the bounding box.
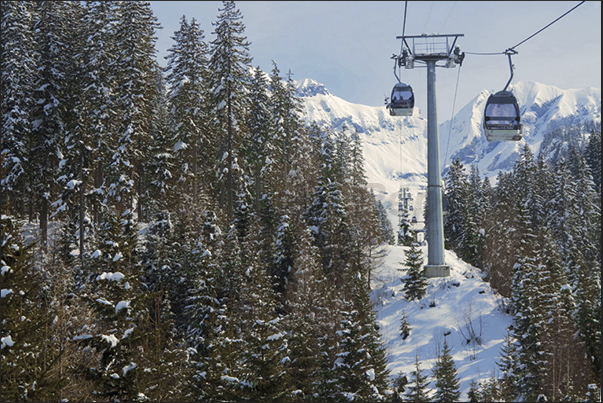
[483,91,522,141]
[389,82,414,117]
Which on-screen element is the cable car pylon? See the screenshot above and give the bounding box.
[391,33,465,278]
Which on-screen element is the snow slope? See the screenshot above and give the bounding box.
[370,244,512,400]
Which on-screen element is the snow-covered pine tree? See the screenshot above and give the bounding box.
[165,15,210,209]
[84,208,148,401]
[74,1,120,232]
[144,72,176,217]
[333,125,351,184]
[339,274,390,401]
[399,310,411,340]
[207,0,252,220]
[199,224,248,401]
[269,66,319,249]
[546,158,579,258]
[547,151,600,395]
[372,190,396,245]
[475,375,500,402]
[233,224,293,401]
[182,208,226,401]
[269,63,307,198]
[463,164,486,267]
[29,1,81,249]
[444,157,469,254]
[81,14,163,395]
[133,280,192,401]
[273,213,296,299]
[572,250,601,385]
[0,215,54,400]
[313,289,346,402]
[245,66,275,214]
[109,0,161,221]
[397,205,413,246]
[584,129,601,192]
[1,1,37,217]
[244,67,286,300]
[304,129,352,283]
[466,379,480,402]
[495,329,518,402]
[482,146,542,300]
[537,228,593,401]
[509,203,549,401]
[432,338,461,402]
[401,242,427,301]
[283,225,328,399]
[564,147,600,266]
[54,0,114,262]
[404,354,432,402]
[345,129,384,286]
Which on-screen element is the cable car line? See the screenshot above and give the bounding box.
[399,1,408,55]
[422,1,434,34]
[508,0,585,51]
[438,1,457,35]
[465,1,586,56]
[388,1,585,140]
[444,64,462,167]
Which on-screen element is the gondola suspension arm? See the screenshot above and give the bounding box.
[502,48,517,92]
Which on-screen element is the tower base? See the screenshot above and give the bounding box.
[424,265,450,278]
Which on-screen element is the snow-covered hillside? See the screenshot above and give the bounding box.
[370,244,512,400]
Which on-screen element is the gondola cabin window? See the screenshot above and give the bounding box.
[392,88,413,104]
[485,102,518,128]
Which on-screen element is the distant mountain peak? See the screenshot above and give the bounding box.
[295,78,330,97]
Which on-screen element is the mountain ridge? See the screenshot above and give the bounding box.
[294,78,600,213]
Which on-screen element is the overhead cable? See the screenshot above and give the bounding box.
[465,1,586,56]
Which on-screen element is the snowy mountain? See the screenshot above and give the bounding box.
[439,82,601,178]
[295,78,429,227]
[295,78,601,220]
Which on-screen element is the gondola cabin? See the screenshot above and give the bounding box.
[389,82,414,117]
[483,91,522,141]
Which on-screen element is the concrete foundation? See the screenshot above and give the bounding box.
[424,265,450,278]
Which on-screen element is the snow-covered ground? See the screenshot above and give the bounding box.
[370,243,513,400]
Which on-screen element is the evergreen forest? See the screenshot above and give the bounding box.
[442,132,601,402]
[1,1,600,402]
[2,1,391,401]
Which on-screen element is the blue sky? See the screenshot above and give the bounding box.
[149,1,601,118]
